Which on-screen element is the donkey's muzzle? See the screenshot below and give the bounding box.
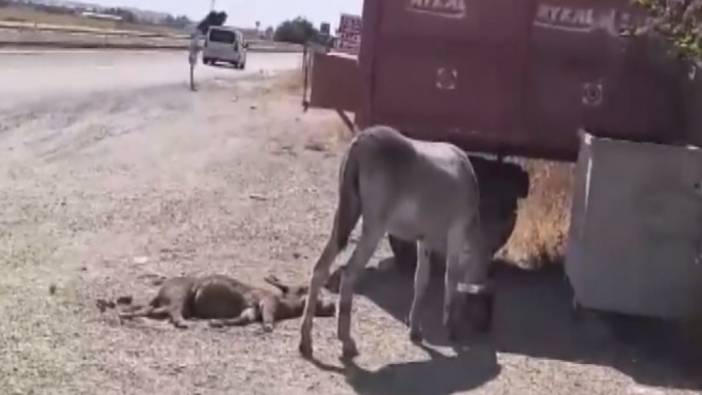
[456,282,495,334]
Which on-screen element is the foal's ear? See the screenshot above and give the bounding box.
[264,275,290,293]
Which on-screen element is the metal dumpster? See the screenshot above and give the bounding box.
[566,132,702,320]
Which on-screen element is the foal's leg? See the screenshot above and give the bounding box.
[209,307,258,328]
[259,296,278,333]
[167,306,189,329]
[408,240,431,343]
[337,227,384,359]
[299,232,340,358]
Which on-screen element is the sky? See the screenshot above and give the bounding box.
[89,0,363,30]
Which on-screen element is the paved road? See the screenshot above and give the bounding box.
[0,49,302,109]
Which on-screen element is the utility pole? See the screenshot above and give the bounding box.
[210,0,216,11]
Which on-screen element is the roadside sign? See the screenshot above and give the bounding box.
[336,13,362,54]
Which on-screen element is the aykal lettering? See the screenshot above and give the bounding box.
[408,0,467,19]
[534,4,594,32]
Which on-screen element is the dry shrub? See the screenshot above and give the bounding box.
[271,69,305,95]
[499,160,575,269]
[302,115,354,153]
[268,70,355,152]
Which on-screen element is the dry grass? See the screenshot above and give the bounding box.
[500,160,574,269]
[272,68,305,94]
[270,69,355,153]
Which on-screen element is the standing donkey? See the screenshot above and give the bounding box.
[299,125,494,359]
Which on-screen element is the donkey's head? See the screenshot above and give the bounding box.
[449,247,495,339]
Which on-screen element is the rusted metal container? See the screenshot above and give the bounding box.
[305,0,688,162]
[306,51,360,112]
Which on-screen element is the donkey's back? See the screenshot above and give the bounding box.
[352,126,480,252]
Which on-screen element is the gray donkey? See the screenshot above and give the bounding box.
[299,125,494,359]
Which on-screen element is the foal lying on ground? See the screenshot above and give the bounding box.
[118,274,336,331]
[299,125,494,359]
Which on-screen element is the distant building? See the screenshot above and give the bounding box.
[336,13,362,54]
[320,22,331,36]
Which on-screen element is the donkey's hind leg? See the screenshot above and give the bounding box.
[337,226,384,359]
[299,234,342,358]
[408,240,431,343]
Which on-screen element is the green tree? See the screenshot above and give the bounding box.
[636,0,702,59]
[273,16,319,44]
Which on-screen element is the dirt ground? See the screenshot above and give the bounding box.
[0,70,700,395]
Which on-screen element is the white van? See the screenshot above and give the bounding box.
[202,26,248,69]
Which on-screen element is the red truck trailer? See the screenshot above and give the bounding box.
[302,0,702,319]
[306,0,691,157]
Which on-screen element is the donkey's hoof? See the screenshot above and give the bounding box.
[409,329,423,343]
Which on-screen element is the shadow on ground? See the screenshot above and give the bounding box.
[312,341,500,395]
[332,258,702,392]
[207,62,244,70]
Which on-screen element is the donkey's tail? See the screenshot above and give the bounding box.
[334,136,363,251]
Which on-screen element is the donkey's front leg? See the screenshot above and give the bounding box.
[408,240,431,343]
[443,252,461,341]
[337,228,383,359]
[461,219,495,333]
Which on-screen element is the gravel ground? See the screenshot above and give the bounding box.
[0,70,700,395]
